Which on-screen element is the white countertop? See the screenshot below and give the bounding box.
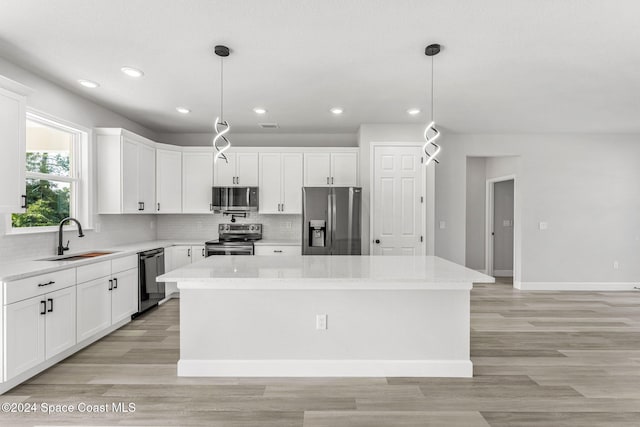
[157,255,494,290]
[0,240,202,282]
[253,240,300,246]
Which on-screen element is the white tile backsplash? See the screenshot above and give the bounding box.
[156,213,302,242]
[0,214,157,262]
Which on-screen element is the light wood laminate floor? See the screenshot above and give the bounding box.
[1,278,640,426]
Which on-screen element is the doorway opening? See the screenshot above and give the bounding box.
[464,156,520,287]
[486,177,514,278]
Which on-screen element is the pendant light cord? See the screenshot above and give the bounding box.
[220,56,224,122]
[431,55,435,123]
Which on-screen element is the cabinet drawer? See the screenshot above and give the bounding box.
[76,260,111,284]
[112,255,138,273]
[254,245,301,256]
[4,268,76,305]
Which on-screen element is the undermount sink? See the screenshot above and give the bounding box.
[39,251,117,262]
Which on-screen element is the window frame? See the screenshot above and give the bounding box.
[5,109,91,235]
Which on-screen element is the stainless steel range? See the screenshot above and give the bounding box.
[205,223,262,256]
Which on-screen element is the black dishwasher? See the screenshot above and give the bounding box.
[137,248,165,315]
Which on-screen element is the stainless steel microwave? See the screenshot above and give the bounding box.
[212,186,259,212]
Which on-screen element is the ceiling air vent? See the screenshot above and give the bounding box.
[259,123,279,129]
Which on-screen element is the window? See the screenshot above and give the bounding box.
[10,112,88,231]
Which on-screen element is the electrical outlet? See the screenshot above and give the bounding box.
[316,314,328,330]
[539,221,548,230]
[613,261,619,269]
[439,221,446,229]
[285,221,292,229]
[95,222,101,233]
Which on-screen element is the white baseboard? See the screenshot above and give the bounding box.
[493,269,513,277]
[178,359,472,378]
[516,282,640,291]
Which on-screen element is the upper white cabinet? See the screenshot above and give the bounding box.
[182,149,213,213]
[0,76,31,213]
[156,146,182,213]
[259,153,303,214]
[97,128,156,214]
[214,151,258,187]
[303,151,358,187]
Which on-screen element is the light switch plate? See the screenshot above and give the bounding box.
[539,221,548,230]
[316,314,328,330]
[439,221,446,229]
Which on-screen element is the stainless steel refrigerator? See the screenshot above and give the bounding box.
[302,187,362,255]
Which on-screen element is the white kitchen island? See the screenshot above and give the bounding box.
[157,255,493,378]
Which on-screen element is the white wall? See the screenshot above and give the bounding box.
[157,132,357,147]
[436,133,640,287]
[465,157,486,270]
[0,57,158,262]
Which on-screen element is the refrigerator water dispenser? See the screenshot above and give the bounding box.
[309,220,326,247]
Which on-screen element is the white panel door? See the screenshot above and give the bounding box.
[121,138,139,213]
[182,151,213,213]
[281,153,303,213]
[304,153,331,186]
[156,149,182,213]
[236,152,259,186]
[5,296,46,379]
[259,153,282,213]
[372,146,424,255]
[331,152,358,186]
[191,245,206,262]
[138,143,156,213]
[0,87,25,213]
[44,286,76,359]
[214,152,236,186]
[111,268,138,324]
[76,277,111,342]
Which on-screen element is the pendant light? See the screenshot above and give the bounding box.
[423,43,442,165]
[213,45,231,163]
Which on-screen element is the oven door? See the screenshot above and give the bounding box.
[206,244,254,256]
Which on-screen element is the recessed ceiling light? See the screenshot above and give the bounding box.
[253,107,267,115]
[176,107,191,114]
[330,107,343,115]
[121,66,144,78]
[407,108,421,115]
[78,79,99,88]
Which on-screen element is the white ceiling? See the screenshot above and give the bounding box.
[1,0,639,134]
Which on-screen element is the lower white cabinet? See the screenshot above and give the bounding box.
[254,245,301,256]
[77,265,138,342]
[4,285,76,381]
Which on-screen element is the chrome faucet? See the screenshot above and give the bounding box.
[57,217,85,255]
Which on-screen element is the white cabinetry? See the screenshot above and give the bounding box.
[76,256,138,342]
[96,128,156,214]
[165,245,205,296]
[303,151,358,187]
[156,146,182,213]
[254,245,301,256]
[214,151,258,186]
[259,153,303,214]
[182,150,213,213]
[0,76,31,213]
[3,278,76,381]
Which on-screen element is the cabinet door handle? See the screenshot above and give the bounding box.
[274,250,283,253]
[40,300,46,315]
[157,203,160,211]
[21,194,28,209]
[113,277,118,289]
[38,280,55,287]
[47,298,53,313]
[202,248,205,257]
[108,279,113,291]
[209,203,213,211]
[188,248,191,257]
[331,177,334,185]
[142,202,145,211]
[326,177,330,185]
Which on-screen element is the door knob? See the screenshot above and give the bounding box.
[375,239,380,244]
